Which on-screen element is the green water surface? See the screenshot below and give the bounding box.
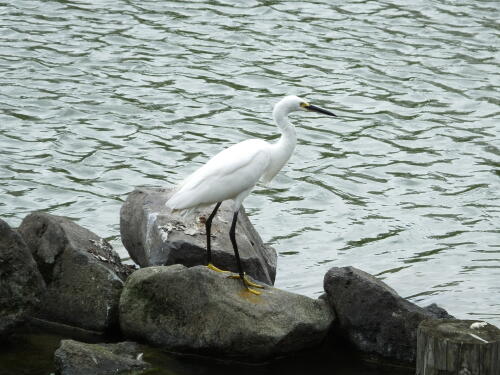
[0,2,499,371]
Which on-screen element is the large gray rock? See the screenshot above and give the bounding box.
[18,212,133,333]
[323,266,451,363]
[0,219,45,339]
[120,265,333,362]
[54,340,150,375]
[120,186,277,285]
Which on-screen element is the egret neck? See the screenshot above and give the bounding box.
[264,102,297,183]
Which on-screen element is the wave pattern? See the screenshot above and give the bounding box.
[1,0,499,324]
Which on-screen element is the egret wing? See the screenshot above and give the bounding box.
[166,139,271,210]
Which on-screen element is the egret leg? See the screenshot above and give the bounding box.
[228,210,263,295]
[206,202,225,272]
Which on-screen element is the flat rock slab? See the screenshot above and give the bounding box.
[119,265,334,363]
[54,340,151,375]
[323,266,450,363]
[0,219,45,339]
[120,186,277,285]
[19,212,132,333]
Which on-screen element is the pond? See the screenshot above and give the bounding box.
[1,0,499,365]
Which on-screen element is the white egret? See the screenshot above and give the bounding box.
[166,95,336,294]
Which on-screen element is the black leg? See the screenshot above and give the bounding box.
[205,202,222,266]
[229,209,245,284]
[227,209,263,295]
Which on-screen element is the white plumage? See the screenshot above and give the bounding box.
[166,138,272,213]
[165,95,336,294]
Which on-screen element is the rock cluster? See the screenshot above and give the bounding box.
[0,186,462,372]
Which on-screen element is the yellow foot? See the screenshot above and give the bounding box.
[228,273,265,294]
[207,263,229,273]
[246,287,262,295]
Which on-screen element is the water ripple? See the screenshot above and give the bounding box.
[1,0,499,324]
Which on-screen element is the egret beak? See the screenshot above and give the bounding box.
[305,104,336,117]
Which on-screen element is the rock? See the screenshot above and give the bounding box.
[18,212,133,333]
[0,219,45,339]
[120,265,333,362]
[54,339,151,375]
[424,303,455,319]
[323,266,450,363]
[120,186,277,285]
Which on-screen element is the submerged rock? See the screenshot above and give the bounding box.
[323,266,451,363]
[119,265,333,362]
[54,339,151,375]
[0,219,45,339]
[120,186,277,285]
[18,212,132,333]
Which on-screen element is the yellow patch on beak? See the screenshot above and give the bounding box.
[300,102,310,108]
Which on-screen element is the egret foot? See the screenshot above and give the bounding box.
[245,286,262,295]
[207,263,229,273]
[228,273,264,295]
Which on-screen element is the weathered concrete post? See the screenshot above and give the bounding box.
[416,319,500,375]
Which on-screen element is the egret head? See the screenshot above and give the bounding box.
[275,95,336,117]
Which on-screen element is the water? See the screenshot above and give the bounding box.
[1,332,413,375]
[1,0,499,333]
